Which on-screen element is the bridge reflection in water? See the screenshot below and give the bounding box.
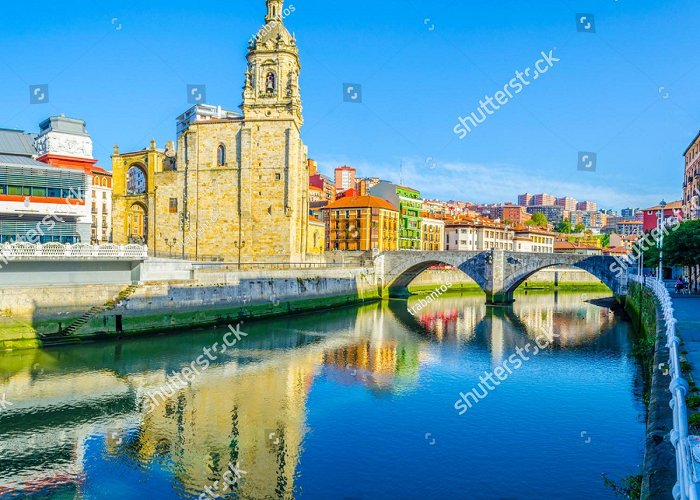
[0,292,642,499]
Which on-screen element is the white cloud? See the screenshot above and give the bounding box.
[314,155,677,210]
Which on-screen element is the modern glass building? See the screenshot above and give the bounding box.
[0,129,88,243]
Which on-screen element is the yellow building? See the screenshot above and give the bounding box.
[421,215,444,251]
[307,216,325,255]
[112,0,310,263]
[322,195,399,252]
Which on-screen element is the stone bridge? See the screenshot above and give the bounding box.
[373,250,625,304]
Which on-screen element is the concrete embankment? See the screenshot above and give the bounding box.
[625,281,676,499]
[0,263,378,351]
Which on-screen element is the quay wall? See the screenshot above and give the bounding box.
[0,267,378,351]
[625,281,676,499]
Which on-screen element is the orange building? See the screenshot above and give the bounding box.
[322,195,399,251]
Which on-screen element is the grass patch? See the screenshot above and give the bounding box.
[689,413,700,429]
[602,473,642,499]
[688,395,700,410]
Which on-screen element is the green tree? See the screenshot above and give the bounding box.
[573,223,586,233]
[554,220,572,233]
[663,220,700,269]
[526,212,548,227]
[600,234,611,248]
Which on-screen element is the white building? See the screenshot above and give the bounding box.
[513,229,555,253]
[445,221,514,251]
[35,116,112,242]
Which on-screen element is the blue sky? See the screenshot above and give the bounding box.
[1,0,698,210]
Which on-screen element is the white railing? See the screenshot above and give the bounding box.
[0,242,148,260]
[630,275,700,500]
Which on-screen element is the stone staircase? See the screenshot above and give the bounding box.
[60,284,140,337]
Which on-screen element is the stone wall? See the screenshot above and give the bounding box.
[0,267,378,351]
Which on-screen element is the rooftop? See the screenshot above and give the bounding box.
[643,200,683,211]
[323,195,398,212]
[38,115,88,137]
[0,129,36,157]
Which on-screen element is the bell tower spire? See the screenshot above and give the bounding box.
[242,0,302,127]
[265,0,284,24]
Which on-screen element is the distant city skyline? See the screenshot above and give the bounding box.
[1,0,698,210]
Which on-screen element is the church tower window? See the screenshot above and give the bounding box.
[217,144,226,166]
[265,72,276,93]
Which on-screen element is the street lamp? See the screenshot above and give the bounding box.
[164,237,177,257]
[234,240,246,270]
[657,199,667,282]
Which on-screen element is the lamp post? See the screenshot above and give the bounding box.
[164,237,177,257]
[657,199,667,282]
[234,240,246,270]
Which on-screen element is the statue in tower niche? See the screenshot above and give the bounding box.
[265,72,276,93]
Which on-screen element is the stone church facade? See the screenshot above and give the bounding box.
[112,0,309,263]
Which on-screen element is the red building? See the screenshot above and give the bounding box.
[641,200,683,232]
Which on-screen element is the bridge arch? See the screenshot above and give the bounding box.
[376,250,623,304]
[500,254,621,298]
[377,251,488,298]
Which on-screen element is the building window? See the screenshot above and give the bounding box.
[169,198,178,213]
[126,166,147,195]
[217,145,226,166]
[275,173,281,181]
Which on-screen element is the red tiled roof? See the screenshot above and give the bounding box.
[323,195,398,211]
[642,200,683,211]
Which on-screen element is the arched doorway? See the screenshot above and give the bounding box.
[127,203,147,244]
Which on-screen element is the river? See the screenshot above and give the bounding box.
[0,291,645,499]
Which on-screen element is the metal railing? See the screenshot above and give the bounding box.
[630,275,700,499]
[0,242,148,260]
[192,261,355,271]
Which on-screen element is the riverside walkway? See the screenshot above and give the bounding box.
[672,294,700,385]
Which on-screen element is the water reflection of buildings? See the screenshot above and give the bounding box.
[322,339,420,394]
[402,291,623,365]
[0,304,421,499]
[0,361,135,497]
[0,293,626,498]
[513,292,616,348]
[136,349,321,499]
[406,295,486,343]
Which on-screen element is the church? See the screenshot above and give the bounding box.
[111,0,311,263]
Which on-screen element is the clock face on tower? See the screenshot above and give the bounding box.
[126,166,147,195]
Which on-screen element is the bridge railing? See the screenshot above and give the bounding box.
[0,242,148,261]
[630,275,700,500]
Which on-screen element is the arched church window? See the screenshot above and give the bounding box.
[126,166,147,195]
[217,144,226,166]
[265,72,276,93]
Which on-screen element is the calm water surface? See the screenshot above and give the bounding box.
[0,292,645,499]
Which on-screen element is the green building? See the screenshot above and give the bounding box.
[369,181,423,250]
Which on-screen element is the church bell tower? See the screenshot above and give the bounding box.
[242,0,302,128]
